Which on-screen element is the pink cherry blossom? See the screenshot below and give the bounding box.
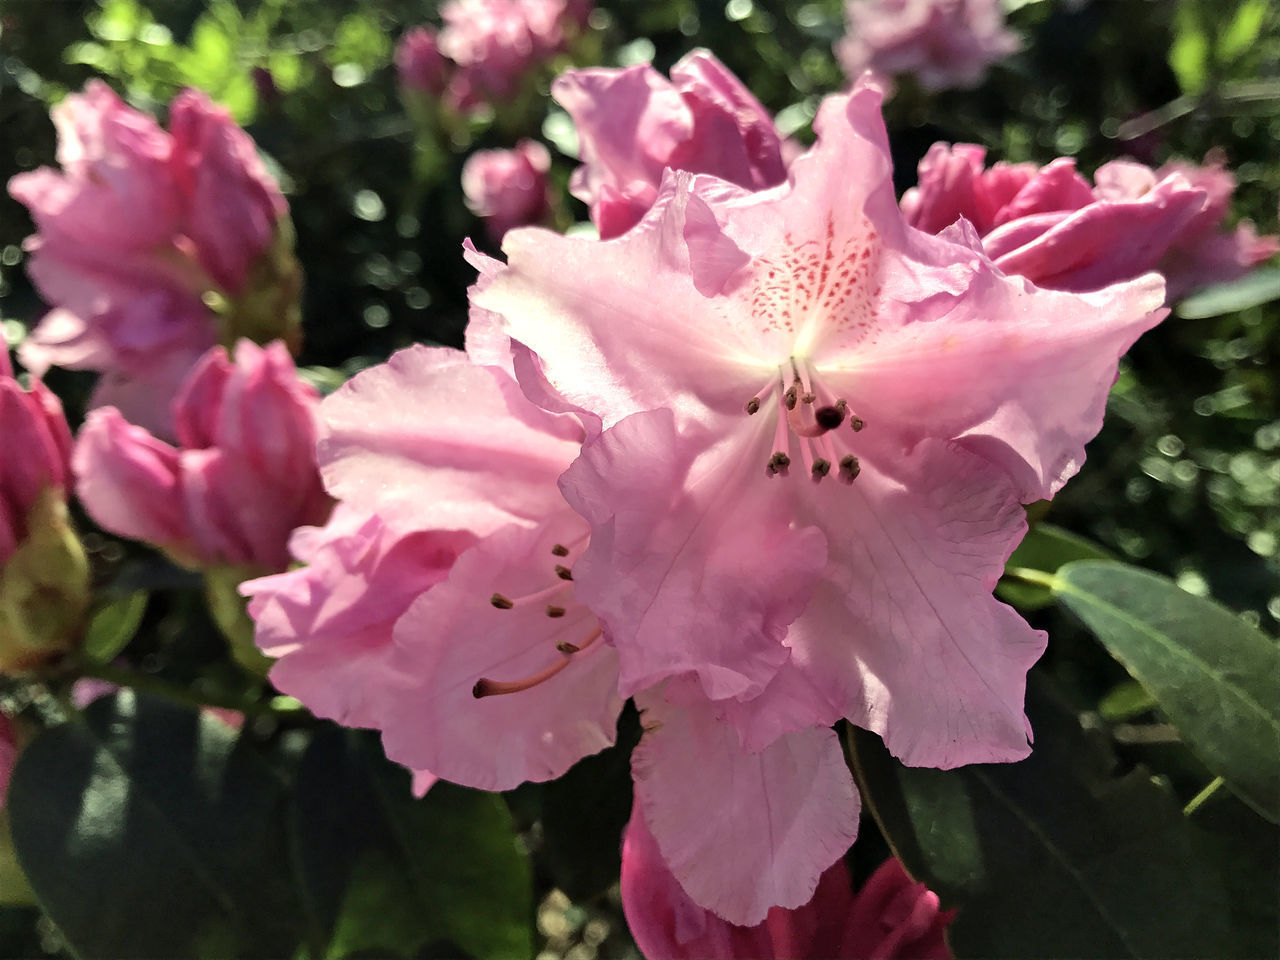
[8,81,296,435]
[475,78,1167,901]
[555,50,789,239]
[836,0,1020,92]
[622,806,952,959]
[73,340,329,571]
[902,143,1279,297]
[0,350,73,566]
[461,140,553,242]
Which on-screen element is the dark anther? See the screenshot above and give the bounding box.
[838,454,861,483]
[555,565,573,581]
[814,405,845,430]
[849,416,865,432]
[801,392,816,404]
[551,543,570,557]
[767,451,792,476]
[555,641,580,654]
[745,398,761,415]
[811,458,831,479]
[472,679,491,698]
[490,593,514,609]
[545,605,567,618]
[784,385,798,410]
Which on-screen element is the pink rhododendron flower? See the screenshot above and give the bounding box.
[0,349,73,568]
[247,254,858,926]
[9,81,297,435]
[437,0,589,111]
[396,26,449,96]
[901,143,1279,297]
[475,79,1167,915]
[556,50,789,238]
[622,806,952,959]
[836,0,1019,91]
[462,140,553,242]
[73,340,329,572]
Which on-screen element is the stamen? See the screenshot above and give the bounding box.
[545,605,567,618]
[746,397,760,415]
[811,458,831,480]
[784,383,799,410]
[491,593,514,609]
[473,628,603,699]
[551,543,570,557]
[555,565,573,581]
[767,451,791,476]
[849,416,865,432]
[838,454,861,484]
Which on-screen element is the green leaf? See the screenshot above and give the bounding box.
[1098,679,1157,722]
[291,729,534,959]
[1053,560,1280,822]
[1169,2,1210,95]
[1175,268,1280,319]
[8,691,306,958]
[998,523,1113,610]
[82,589,147,663]
[1217,0,1269,62]
[1192,795,1279,957]
[849,679,1230,958]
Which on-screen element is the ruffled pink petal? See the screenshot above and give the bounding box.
[990,156,1094,225]
[242,506,472,728]
[318,345,584,537]
[632,684,859,927]
[785,439,1044,768]
[561,408,825,702]
[379,521,622,791]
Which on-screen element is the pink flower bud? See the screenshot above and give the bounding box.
[74,340,330,572]
[837,0,1020,92]
[554,50,788,239]
[461,140,553,242]
[396,26,449,96]
[168,89,288,296]
[0,367,73,566]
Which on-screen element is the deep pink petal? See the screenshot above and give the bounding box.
[380,521,622,790]
[633,685,859,927]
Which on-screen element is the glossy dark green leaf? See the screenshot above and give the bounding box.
[1192,794,1280,958]
[998,523,1113,610]
[849,680,1229,958]
[7,691,305,959]
[291,728,533,959]
[1054,560,1280,822]
[82,589,148,663]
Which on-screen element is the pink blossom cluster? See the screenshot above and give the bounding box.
[461,139,554,242]
[8,81,293,434]
[836,0,1020,91]
[396,0,591,112]
[74,340,329,574]
[243,59,1178,934]
[0,351,72,569]
[902,143,1280,297]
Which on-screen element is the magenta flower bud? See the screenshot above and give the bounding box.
[396,26,449,96]
[74,340,330,573]
[168,89,288,296]
[555,50,788,239]
[461,140,553,242]
[836,0,1020,92]
[0,364,73,566]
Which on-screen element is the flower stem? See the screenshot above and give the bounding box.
[1003,566,1061,589]
[72,660,304,719]
[1183,775,1226,816]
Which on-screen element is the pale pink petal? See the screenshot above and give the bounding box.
[242,507,471,728]
[318,345,584,536]
[380,522,622,791]
[560,409,825,702]
[786,439,1044,768]
[632,685,859,926]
